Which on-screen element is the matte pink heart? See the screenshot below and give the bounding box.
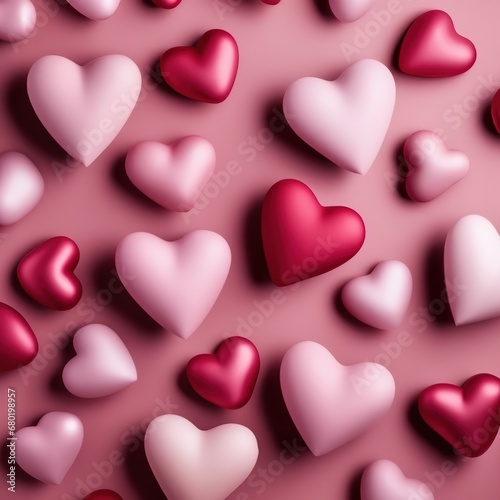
[27,55,141,167]
[342,260,413,330]
[280,341,395,456]
[329,0,376,22]
[404,130,469,202]
[62,324,137,398]
[16,412,84,484]
[0,0,36,42]
[125,136,216,211]
[115,230,231,339]
[66,0,120,20]
[361,459,434,500]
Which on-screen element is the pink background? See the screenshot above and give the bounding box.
[2,0,500,498]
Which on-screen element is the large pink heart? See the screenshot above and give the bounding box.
[283,59,395,174]
[125,136,216,211]
[0,0,36,42]
[66,0,120,20]
[27,55,141,167]
[115,230,231,339]
[280,341,395,456]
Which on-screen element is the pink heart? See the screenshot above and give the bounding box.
[283,59,395,174]
[280,341,395,456]
[404,130,469,202]
[361,459,434,500]
[66,0,120,20]
[115,230,231,339]
[329,0,376,22]
[62,324,137,398]
[444,215,500,326]
[342,260,413,330]
[0,0,36,42]
[125,136,216,211]
[27,55,141,167]
[0,151,44,225]
[16,412,84,484]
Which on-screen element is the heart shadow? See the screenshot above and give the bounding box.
[348,465,365,500]
[313,0,335,20]
[482,100,499,138]
[392,141,413,202]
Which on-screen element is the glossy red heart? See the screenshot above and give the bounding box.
[261,0,280,3]
[418,373,500,457]
[0,303,38,372]
[399,10,476,77]
[261,179,365,287]
[491,89,500,134]
[152,0,181,7]
[186,336,260,409]
[17,236,82,310]
[83,490,123,500]
[160,29,239,103]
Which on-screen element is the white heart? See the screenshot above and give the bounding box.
[329,0,376,22]
[0,0,36,42]
[283,59,395,174]
[66,0,120,20]
[145,414,259,500]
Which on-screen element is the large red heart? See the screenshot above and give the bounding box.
[261,179,365,287]
[418,373,500,457]
[83,490,123,500]
[399,10,476,77]
[0,303,38,372]
[186,336,260,409]
[160,29,239,103]
[17,236,82,310]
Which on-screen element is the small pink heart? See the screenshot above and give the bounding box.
[66,0,120,20]
[341,260,413,330]
[280,341,395,456]
[404,130,469,202]
[329,0,376,22]
[125,136,216,211]
[0,0,36,42]
[16,411,84,484]
[62,324,137,398]
[361,459,434,500]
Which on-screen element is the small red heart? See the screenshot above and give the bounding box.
[491,89,500,134]
[261,179,365,287]
[160,29,239,103]
[261,0,280,4]
[399,10,476,77]
[418,373,500,457]
[83,490,123,500]
[152,0,181,8]
[17,236,82,310]
[186,336,260,409]
[0,303,38,372]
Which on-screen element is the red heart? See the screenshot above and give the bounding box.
[83,490,123,500]
[399,10,476,77]
[17,236,82,310]
[160,29,239,103]
[261,179,365,287]
[491,89,500,134]
[0,303,38,372]
[152,0,181,8]
[186,336,260,409]
[418,373,500,457]
[261,0,280,3]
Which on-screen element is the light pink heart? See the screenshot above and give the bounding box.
[283,59,395,174]
[16,411,84,484]
[361,459,434,500]
[62,324,137,398]
[342,260,413,330]
[0,151,44,225]
[280,341,395,456]
[125,136,216,211]
[66,0,120,20]
[445,214,500,326]
[404,130,469,202]
[329,0,376,22]
[27,55,142,167]
[115,230,231,339]
[0,0,36,42]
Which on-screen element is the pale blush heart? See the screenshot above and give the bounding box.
[125,136,216,211]
[115,230,231,339]
[0,0,36,42]
[404,130,469,202]
[328,0,376,22]
[145,414,258,500]
[342,260,413,330]
[444,215,500,326]
[27,55,142,167]
[0,151,44,225]
[280,341,395,456]
[66,0,120,20]
[283,59,395,174]
[62,324,137,398]
[361,459,434,500]
[399,10,476,77]
[16,412,84,484]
